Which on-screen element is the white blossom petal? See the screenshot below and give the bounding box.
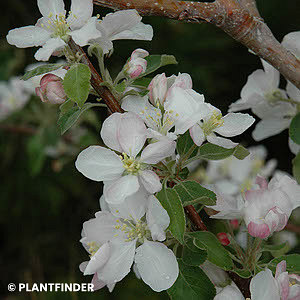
[34,37,66,61]
[214,284,244,300]
[118,112,147,157]
[282,31,300,59]
[250,269,280,300]
[207,134,238,149]
[37,0,65,18]
[68,0,93,29]
[214,113,255,137]
[140,140,176,164]
[70,17,102,46]
[189,124,205,146]
[286,81,300,103]
[146,196,170,241]
[75,146,123,181]
[252,118,290,141]
[135,240,179,292]
[84,242,110,275]
[139,170,162,193]
[100,113,123,153]
[6,26,51,48]
[97,240,136,285]
[104,175,140,204]
[112,22,153,41]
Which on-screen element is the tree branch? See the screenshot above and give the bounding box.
[67,39,123,113]
[94,0,300,89]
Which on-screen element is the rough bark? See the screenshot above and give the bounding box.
[94,0,300,89]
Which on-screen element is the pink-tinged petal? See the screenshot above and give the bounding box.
[131,48,149,60]
[84,243,110,275]
[70,17,102,46]
[67,0,93,29]
[140,140,176,164]
[34,37,66,61]
[7,26,51,48]
[265,207,288,233]
[91,274,106,291]
[104,175,140,204]
[172,73,193,90]
[207,134,238,149]
[97,240,136,285]
[100,113,123,153]
[37,0,65,18]
[275,261,287,278]
[250,269,281,300]
[146,195,170,241]
[276,272,290,300]
[255,176,268,189]
[118,112,147,157]
[189,124,205,146]
[75,146,123,181]
[135,241,179,292]
[215,113,255,137]
[148,73,167,105]
[79,261,88,273]
[247,221,270,239]
[139,170,162,193]
[82,211,119,245]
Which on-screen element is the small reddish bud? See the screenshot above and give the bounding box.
[36,74,66,104]
[125,48,149,79]
[230,219,240,229]
[217,232,230,246]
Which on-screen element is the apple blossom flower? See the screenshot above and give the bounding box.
[189,104,255,149]
[0,77,31,121]
[209,174,300,239]
[91,10,153,54]
[125,49,149,79]
[75,112,175,204]
[35,73,66,104]
[148,73,192,106]
[6,0,98,61]
[250,261,300,300]
[79,189,179,292]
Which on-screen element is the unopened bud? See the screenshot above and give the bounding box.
[230,219,240,229]
[125,48,149,79]
[217,232,230,246]
[148,73,167,106]
[36,74,66,104]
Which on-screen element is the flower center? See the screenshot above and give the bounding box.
[41,12,75,39]
[202,111,224,136]
[264,89,283,104]
[121,153,141,175]
[87,241,100,257]
[115,218,151,243]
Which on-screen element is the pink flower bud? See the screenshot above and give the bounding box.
[217,232,230,246]
[230,219,240,229]
[35,74,66,104]
[126,48,149,79]
[148,73,167,106]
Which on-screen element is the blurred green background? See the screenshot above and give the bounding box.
[1,0,299,299]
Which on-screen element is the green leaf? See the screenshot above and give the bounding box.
[173,180,216,206]
[262,242,290,257]
[142,55,177,77]
[268,254,300,274]
[22,63,66,80]
[156,187,185,244]
[289,112,300,145]
[190,231,234,270]
[132,77,152,88]
[182,240,207,266]
[167,259,216,300]
[292,152,300,184]
[176,131,198,158]
[115,80,127,93]
[233,145,250,160]
[232,268,252,278]
[59,99,74,114]
[58,102,97,134]
[63,63,91,107]
[198,143,235,160]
